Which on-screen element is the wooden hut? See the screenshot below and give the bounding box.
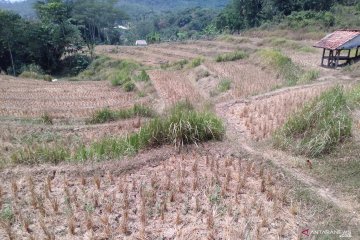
[314,30,360,68]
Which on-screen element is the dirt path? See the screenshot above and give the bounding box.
[216,79,360,226]
[241,144,360,225]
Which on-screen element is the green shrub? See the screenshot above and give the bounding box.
[215,50,248,62]
[79,57,139,83]
[217,79,232,92]
[60,54,92,76]
[43,74,52,82]
[123,81,136,92]
[19,71,43,79]
[285,11,335,30]
[18,64,49,80]
[273,86,352,157]
[20,64,44,75]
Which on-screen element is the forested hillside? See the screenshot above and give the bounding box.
[117,0,228,16]
[0,0,229,18]
[1,0,360,77]
[0,0,37,17]
[216,0,360,32]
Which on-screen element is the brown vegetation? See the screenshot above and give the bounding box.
[0,153,299,239]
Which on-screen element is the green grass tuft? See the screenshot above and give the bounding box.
[11,144,71,165]
[215,50,248,62]
[123,81,136,92]
[10,102,224,164]
[136,70,151,82]
[259,49,319,86]
[189,57,203,68]
[161,59,189,70]
[160,57,203,70]
[273,86,352,157]
[77,102,225,161]
[300,69,320,83]
[78,56,141,91]
[217,79,232,93]
[87,105,155,124]
[40,113,53,125]
[346,83,360,108]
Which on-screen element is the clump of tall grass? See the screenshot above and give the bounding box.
[217,35,251,44]
[9,102,224,164]
[160,57,203,70]
[217,79,232,92]
[190,57,204,68]
[343,62,360,78]
[259,49,318,86]
[135,70,151,82]
[123,81,136,92]
[87,105,155,124]
[161,59,189,70]
[346,83,360,108]
[18,64,53,81]
[300,70,320,83]
[11,144,71,165]
[77,102,225,161]
[268,37,314,52]
[215,50,248,62]
[273,86,352,157]
[41,113,53,125]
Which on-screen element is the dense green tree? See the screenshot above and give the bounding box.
[70,0,128,57]
[215,6,244,33]
[146,32,161,43]
[34,0,83,71]
[0,11,29,74]
[233,0,263,28]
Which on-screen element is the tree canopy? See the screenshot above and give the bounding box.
[0,0,126,74]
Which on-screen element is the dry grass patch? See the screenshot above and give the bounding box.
[205,62,281,99]
[0,76,145,119]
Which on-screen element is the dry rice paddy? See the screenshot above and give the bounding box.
[0,153,300,239]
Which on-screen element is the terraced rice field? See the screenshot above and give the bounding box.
[0,76,148,120]
[0,152,299,239]
[1,36,359,239]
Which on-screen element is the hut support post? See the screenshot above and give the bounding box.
[321,48,326,66]
[328,50,334,67]
[347,49,352,65]
[335,50,340,68]
[356,47,359,57]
